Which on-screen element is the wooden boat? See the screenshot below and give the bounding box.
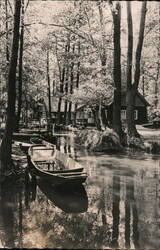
[27,144,87,186]
[37,179,88,213]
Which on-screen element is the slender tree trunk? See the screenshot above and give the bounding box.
[142,66,145,97]
[155,5,160,108]
[64,38,70,126]
[126,1,147,139]
[46,49,52,134]
[68,44,75,125]
[134,2,147,90]
[74,41,80,126]
[57,46,67,125]
[98,97,104,130]
[126,1,136,137]
[111,2,123,140]
[25,96,28,127]
[92,108,102,131]
[97,1,107,76]
[97,2,109,128]
[5,0,10,63]
[15,0,24,132]
[0,0,21,168]
[64,66,69,125]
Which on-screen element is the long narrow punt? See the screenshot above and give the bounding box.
[27,144,87,186]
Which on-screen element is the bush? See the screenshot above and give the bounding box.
[76,128,123,152]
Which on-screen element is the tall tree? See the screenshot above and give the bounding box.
[46,48,52,133]
[56,44,67,125]
[0,0,21,169]
[73,40,81,126]
[5,0,10,63]
[126,1,147,140]
[109,1,123,140]
[15,0,24,132]
[68,44,75,124]
[63,39,70,126]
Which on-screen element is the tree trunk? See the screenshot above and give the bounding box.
[46,49,52,134]
[15,0,24,132]
[97,1,110,129]
[57,45,67,125]
[101,108,108,128]
[68,44,75,125]
[111,2,123,140]
[133,1,147,90]
[25,96,28,127]
[155,5,160,108]
[74,41,80,126]
[5,0,10,63]
[64,66,69,125]
[98,97,104,130]
[97,1,107,77]
[0,0,21,168]
[126,1,136,137]
[126,87,139,137]
[126,1,147,139]
[92,108,102,131]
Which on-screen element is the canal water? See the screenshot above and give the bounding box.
[0,135,159,249]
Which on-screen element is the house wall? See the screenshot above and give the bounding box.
[105,105,148,125]
[76,109,94,125]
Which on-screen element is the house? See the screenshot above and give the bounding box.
[105,91,150,125]
[40,91,150,127]
[71,91,150,126]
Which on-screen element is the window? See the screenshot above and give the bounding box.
[134,110,138,120]
[121,109,138,120]
[121,110,126,120]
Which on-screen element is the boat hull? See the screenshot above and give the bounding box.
[27,145,87,187]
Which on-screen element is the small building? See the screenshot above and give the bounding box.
[40,91,150,127]
[41,97,95,126]
[105,91,150,125]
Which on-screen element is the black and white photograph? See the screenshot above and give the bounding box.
[0,0,160,249]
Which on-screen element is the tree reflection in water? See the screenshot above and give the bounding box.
[0,137,159,248]
[111,175,120,248]
[125,177,139,249]
[0,181,24,248]
[0,183,16,248]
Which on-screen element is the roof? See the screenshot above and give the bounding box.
[42,90,150,112]
[120,90,150,107]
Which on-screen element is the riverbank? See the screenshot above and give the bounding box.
[75,126,160,154]
[137,125,160,141]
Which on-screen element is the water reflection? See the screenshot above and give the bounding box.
[55,135,78,160]
[0,182,23,248]
[0,135,159,249]
[77,146,160,249]
[37,180,88,213]
[111,175,120,248]
[24,173,37,209]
